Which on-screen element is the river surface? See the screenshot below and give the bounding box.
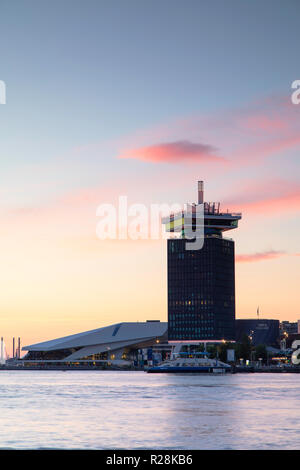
[0,371,299,449]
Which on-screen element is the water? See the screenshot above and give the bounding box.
[0,371,299,449]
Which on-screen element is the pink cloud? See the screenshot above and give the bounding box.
[118,140,225,164]
[234,135,300,164]
[117,95,300,167]
[224,180,300,215]
[223,98,300,166]
[242,115,287,132]
[236,250,286,263]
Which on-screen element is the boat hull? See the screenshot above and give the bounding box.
[147,366,230,374]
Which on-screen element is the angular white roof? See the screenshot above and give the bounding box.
[23,322,168,352]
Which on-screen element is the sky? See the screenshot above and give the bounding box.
[0,0,299,355]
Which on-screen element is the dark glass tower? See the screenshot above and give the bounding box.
[163,181,241,342]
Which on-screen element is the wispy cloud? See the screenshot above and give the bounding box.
[117,95,300,167]
[118,140,224,164]
[236,250,286,263]
[224,179,300,215]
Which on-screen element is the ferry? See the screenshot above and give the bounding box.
[147,351,232,374]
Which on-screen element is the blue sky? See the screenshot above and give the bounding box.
[0,0,298,205]
[1,0,299,161]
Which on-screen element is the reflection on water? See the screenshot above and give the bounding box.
[0,371,299,449]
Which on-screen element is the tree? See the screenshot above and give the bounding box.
[254,344,267,362]
[206,344,217,358]
[216,342,235,362]
[235,334,251,360]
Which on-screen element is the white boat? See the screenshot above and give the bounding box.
[147,351,231,374]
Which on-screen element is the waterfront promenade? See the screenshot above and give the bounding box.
[1,363,300,373]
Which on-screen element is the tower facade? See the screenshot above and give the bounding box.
[163,181,241,343]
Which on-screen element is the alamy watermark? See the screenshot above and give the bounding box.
[0,80,6,104]
[291,80,300,105]
[96,196,204,251]
[291,340,300,364]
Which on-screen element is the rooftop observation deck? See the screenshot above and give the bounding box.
[161,182,242,234]
[162,201,241,220]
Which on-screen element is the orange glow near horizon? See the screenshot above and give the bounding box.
[1,216,299,358]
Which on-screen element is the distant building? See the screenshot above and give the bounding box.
[235,319,280,347]
[164,181,241,342]
[280,321,298,335]
[22,321,168,365]
[282,333,300,349]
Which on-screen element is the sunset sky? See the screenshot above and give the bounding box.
[0,0,299,355]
